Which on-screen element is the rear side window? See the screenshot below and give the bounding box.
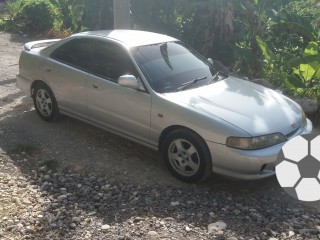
[50,38,138,82]
[50,38,94,72]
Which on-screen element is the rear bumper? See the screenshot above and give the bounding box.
[16,73,32,96]
[207,119,313,180]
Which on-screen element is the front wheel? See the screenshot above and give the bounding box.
[32,83,59,121]
[162,129,212,182]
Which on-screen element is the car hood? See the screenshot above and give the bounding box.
[162,77,303,136]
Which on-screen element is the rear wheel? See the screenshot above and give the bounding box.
[162,129,212,182]
[32,83,59,121]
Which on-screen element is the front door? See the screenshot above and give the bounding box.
[86,40,151,143]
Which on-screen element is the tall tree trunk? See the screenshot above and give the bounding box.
[113,0,130,29]
[200,0,234,56]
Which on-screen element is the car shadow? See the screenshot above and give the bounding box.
[0,78,17,86]
[0,96,317,239]
[0,91,24,108]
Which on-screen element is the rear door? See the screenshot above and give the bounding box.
[44,38,94,120]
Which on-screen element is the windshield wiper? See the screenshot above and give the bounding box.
[176,76,207,91]
[206,71,225,85]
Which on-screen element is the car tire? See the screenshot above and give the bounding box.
[162,129,212,182]
[32,82,59,121]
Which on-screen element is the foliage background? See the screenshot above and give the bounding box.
[0,0,319,101]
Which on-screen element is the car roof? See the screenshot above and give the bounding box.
[73,30,178,47]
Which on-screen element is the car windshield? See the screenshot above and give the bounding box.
[131,41,221,93]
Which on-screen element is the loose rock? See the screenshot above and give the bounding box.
[147,231,159,239]
[101,225,111,230]
[208,221,227,234]
[171,201,180,207]
[295,99,318,114]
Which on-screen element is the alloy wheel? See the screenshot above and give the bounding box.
[168,138,200,177]
[36,89,52,117]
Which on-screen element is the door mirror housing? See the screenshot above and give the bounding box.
[118,75,145,91]
[207,58,213,65]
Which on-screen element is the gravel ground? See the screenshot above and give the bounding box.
[0,32,319,240]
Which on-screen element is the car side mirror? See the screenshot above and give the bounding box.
[207,58,213,65]
[118,75,145,91]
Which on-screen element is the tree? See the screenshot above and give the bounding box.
[113,0,130,29]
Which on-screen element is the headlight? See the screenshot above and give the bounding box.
[226,133,286,150]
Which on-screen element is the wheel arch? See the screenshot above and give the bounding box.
[31,80,47,97]
[159,125,213,182]
[31,80,60,121]
[158,125,210,153]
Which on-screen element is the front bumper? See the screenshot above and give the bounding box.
[206,119,313,180]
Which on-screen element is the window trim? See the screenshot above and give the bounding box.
[50,38,95,74]
[48,36,150,94]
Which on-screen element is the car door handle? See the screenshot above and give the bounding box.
[92,84,99,89]
[44,67,52,72]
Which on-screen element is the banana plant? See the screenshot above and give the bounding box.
[256,35,320,98]
[271,12,318,42]
[231,0,290,77]
[291,41,320,82]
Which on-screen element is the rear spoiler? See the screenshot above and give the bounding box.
[24,39,61,51]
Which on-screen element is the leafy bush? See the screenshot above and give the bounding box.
[256,9,320,101]
[1,0,60,34]
[19,0,58,33]
[0,0,23,32]
[289,42,320,101]
[0,0,319,101]
[0,18,4,30]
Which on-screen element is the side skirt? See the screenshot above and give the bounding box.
[59,109,159,151]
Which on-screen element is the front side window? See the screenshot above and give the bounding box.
[91,41,138,82]
[131,41,220,93]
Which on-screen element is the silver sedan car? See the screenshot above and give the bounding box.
[17,30,313,182]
